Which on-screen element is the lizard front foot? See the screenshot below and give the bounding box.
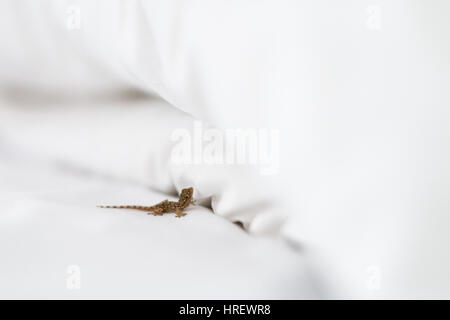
[175,208,187,218]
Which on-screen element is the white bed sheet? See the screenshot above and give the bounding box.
[0,155,319,299]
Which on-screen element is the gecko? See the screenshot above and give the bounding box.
[97,187,194,218]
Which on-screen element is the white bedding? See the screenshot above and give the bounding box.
[0,153,319,299]
[2,0,450,299]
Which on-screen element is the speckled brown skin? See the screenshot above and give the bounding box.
[98,187,194,218]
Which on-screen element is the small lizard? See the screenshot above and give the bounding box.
[97,187,194,218]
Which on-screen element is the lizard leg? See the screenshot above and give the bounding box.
[148,207,163,216]
[175,208,186,218]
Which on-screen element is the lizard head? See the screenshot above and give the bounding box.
[179,187,194,205]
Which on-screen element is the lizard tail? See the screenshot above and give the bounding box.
[97,205,152,211]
